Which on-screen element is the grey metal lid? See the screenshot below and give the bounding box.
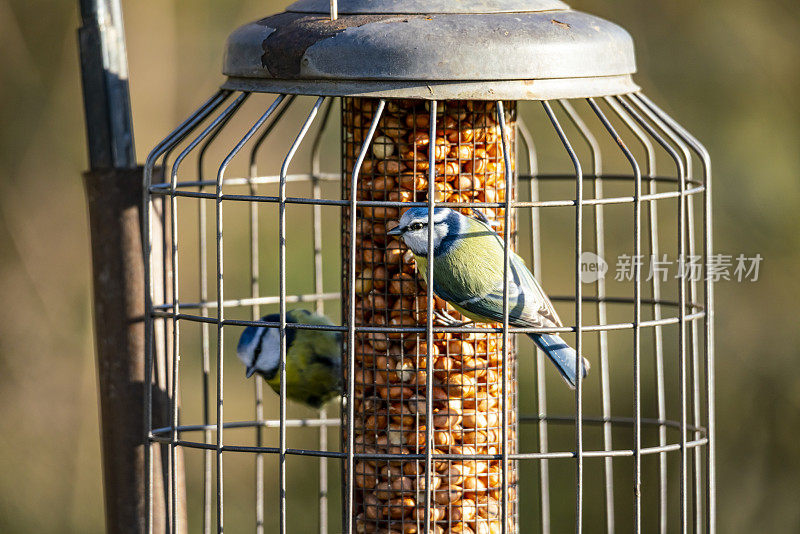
[285,0,570,14]
[222,1,639,99]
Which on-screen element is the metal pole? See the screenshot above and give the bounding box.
[78,0,135,171]
[78,1,180,532]
[84,168,150,534]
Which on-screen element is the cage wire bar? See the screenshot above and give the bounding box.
[144,84,713,533]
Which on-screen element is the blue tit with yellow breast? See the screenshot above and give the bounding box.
[237,309,341,408]
[388,207,590,388]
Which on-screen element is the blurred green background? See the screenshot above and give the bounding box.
[1,0,798,532]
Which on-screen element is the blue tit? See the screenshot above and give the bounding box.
[237,309,342,408]
[387,207,590,388]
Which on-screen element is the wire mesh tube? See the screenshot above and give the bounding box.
[342,98,519,534]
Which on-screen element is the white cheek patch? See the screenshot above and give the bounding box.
[432,209,451,223]
[237,328,263,367]
[253,327,281,374]
[402,230,426,255]
[402,223,449,255]
[432,222,449,249]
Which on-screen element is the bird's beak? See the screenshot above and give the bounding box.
[387,226,403,236]
[246,366,256,378]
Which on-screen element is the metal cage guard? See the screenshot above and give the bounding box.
[144,91,714,534]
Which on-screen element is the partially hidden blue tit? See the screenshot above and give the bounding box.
[236,309,342,408]
[387,207,590,388]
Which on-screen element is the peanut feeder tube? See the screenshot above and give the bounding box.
[343,98,519,534]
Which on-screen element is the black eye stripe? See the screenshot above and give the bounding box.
[410,222,427,231]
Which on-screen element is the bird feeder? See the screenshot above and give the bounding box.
[144,1,715,533]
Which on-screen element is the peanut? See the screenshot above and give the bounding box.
[372,136,396,159]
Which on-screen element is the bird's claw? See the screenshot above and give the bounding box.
[470,208,500,228]
[433,309,474,328]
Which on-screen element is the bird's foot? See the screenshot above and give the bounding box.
[470,208,502,229]
[433,309,474,328]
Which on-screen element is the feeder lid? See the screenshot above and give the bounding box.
[285,0,570,14]
[222,0,639,99]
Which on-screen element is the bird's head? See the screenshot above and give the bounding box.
[387,207,461,256]
[236,312,303,379]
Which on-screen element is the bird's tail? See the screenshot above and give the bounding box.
[528,333,590,389]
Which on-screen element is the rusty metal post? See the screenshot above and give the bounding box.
[84,167,151,533]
